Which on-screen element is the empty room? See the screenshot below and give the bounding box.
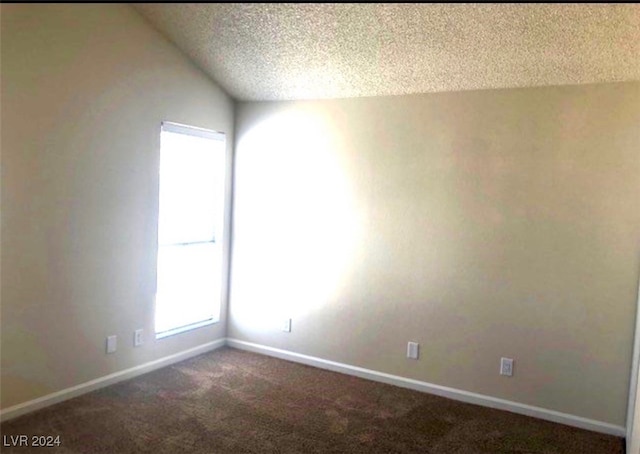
[1,3,640,453]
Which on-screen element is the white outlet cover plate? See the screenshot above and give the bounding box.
[106,335,117,354]
[134,329,143,347]
[283,318,292,332]
[500,357,514,376]
[407,342,419,360]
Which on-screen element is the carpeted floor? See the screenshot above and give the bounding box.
[1,347,625,453]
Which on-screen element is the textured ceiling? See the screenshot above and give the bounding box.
[133,3,640,101]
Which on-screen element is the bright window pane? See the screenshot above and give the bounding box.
[155,243,220,334]
[158,130,225,245]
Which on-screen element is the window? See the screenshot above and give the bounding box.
[155,122,226,338]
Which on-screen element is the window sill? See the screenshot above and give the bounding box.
[155,318,219,340]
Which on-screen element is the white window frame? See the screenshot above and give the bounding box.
[154,121,226,339]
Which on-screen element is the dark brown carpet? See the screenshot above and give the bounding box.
[1,347,624,453]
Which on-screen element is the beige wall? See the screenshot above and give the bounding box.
[230,83,640,426]
[1,4,234,409]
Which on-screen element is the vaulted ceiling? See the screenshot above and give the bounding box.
[133,3,640,101]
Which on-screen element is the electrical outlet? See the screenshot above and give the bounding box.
[106,335,117,354]
[134,329,143,347]
[407,342,419,360]
[282,318,292,333]
[500,357,514,376]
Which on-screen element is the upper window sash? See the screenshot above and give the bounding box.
[157,123,225,246]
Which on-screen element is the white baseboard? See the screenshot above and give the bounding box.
[2,336,627,439]
[226,338,626,438]
[0,338,226,423]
